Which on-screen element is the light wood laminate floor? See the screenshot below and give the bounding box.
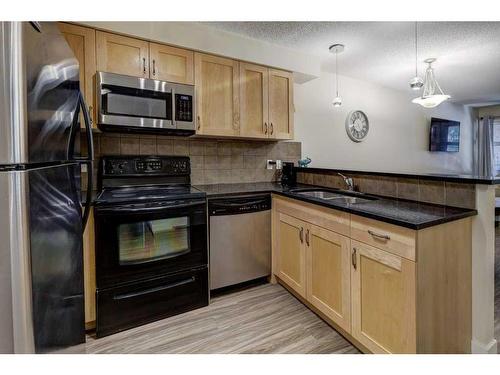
[59,283,359,354]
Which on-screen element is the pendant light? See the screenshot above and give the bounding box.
[412,58,451,108]
[329,44,344,107]
[409,22,424,90]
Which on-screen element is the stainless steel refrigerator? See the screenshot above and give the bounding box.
[0,22,94,353]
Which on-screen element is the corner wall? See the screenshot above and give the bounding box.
[294,72,474,174]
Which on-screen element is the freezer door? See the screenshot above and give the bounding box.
[0,163,85,353]
[0,22,80,165]
[29,163,85,352]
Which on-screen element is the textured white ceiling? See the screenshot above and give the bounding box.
[200,22,500,105]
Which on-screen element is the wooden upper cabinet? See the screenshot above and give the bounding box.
[58,23,96,128]
[351,240,416,353]
[194,53,240,136]
[96,31,149,78]
[239,63,269,138]
[150,43,194,84]
[306,225,351,333]
[269,69,294,140]
[275,212,307,298]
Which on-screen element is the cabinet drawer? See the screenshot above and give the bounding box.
[96,267,208,338]
[350,215,416,261]
[273,196,350,237]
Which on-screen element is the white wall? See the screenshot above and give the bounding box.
[294,72,475,174]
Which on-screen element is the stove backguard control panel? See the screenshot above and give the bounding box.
[103,156,190,176]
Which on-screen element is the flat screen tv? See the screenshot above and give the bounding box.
[429,117,460,152]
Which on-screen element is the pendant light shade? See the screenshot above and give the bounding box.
[329,44,344,107]
[412,58,450,108]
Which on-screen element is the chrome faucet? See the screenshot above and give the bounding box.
[338,173,354,191]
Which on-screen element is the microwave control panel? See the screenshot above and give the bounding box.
[175,94,193,122]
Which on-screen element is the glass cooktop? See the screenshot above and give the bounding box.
[96,185,206,205]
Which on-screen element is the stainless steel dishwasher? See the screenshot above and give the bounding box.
[209,194,271,290]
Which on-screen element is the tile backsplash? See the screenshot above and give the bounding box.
[83,133,302,189]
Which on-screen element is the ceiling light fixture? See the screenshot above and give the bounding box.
[412,58,451,108]
[409,22,424,90]
[329,44,344,107]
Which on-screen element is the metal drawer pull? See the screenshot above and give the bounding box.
[197,115,201,130]
[113,277,196,300]
[305,229,310,246]
[152,59,156,76]
[299,227,304,243]
[142,57,146,74]
[368,230,391,241]
[352,248,357,270]
[270,122,274,135]
[264,122,268,134]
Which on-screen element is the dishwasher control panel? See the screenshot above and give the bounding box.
[208,194,271,216]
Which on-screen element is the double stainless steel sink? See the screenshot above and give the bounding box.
[290,188,377,205]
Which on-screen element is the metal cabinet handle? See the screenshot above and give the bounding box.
[270,122,274,135]
[142,57,146,75]
[299,227,304,243]
[264,122,268,134]
[197,115,201,130]
[352,248,357,270]
[368,230,391,241]
[152,59,156,76]
[305,229,310,246]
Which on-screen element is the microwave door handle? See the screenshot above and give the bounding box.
[171,88,176,127]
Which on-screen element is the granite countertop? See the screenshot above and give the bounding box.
[295,166,500,185]
[194,183,477,230]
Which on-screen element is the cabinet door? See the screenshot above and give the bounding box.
[58,23,96,128]
[194,53,240,136]
[239,63,269,138]
[351,240,416,353]
[149,43,194,84]
[275,212,306,298]
[96,31,149,78]
[269,69,294,140]
[306,224,351,332]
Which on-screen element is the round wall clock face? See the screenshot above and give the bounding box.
[345,110,369,142]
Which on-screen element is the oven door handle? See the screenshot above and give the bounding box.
[96,200,206,214]
[113,276,196,300]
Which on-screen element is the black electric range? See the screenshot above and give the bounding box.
[93,155,208,338]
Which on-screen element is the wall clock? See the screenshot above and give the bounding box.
[345,110,369,142]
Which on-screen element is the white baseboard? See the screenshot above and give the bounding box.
[471,338,498,354]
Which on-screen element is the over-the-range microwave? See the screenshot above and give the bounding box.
[96,71,195,136]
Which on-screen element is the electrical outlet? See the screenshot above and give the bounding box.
[81,164,88,173]
[276,160,282,170]
[266,160,274,170]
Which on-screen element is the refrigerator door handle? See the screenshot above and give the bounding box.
[78,93,94,231]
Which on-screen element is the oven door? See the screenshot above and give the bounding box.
[94,199,207,288]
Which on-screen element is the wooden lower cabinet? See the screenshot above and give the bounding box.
[275,212,306,298]
[351,240,416,353]
[306,224,351,332]
[272,195,472,354]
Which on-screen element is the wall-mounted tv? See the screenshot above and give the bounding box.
[429,117,460,152]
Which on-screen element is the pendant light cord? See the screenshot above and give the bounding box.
[335,50,339,97]
[414,21,418,77]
